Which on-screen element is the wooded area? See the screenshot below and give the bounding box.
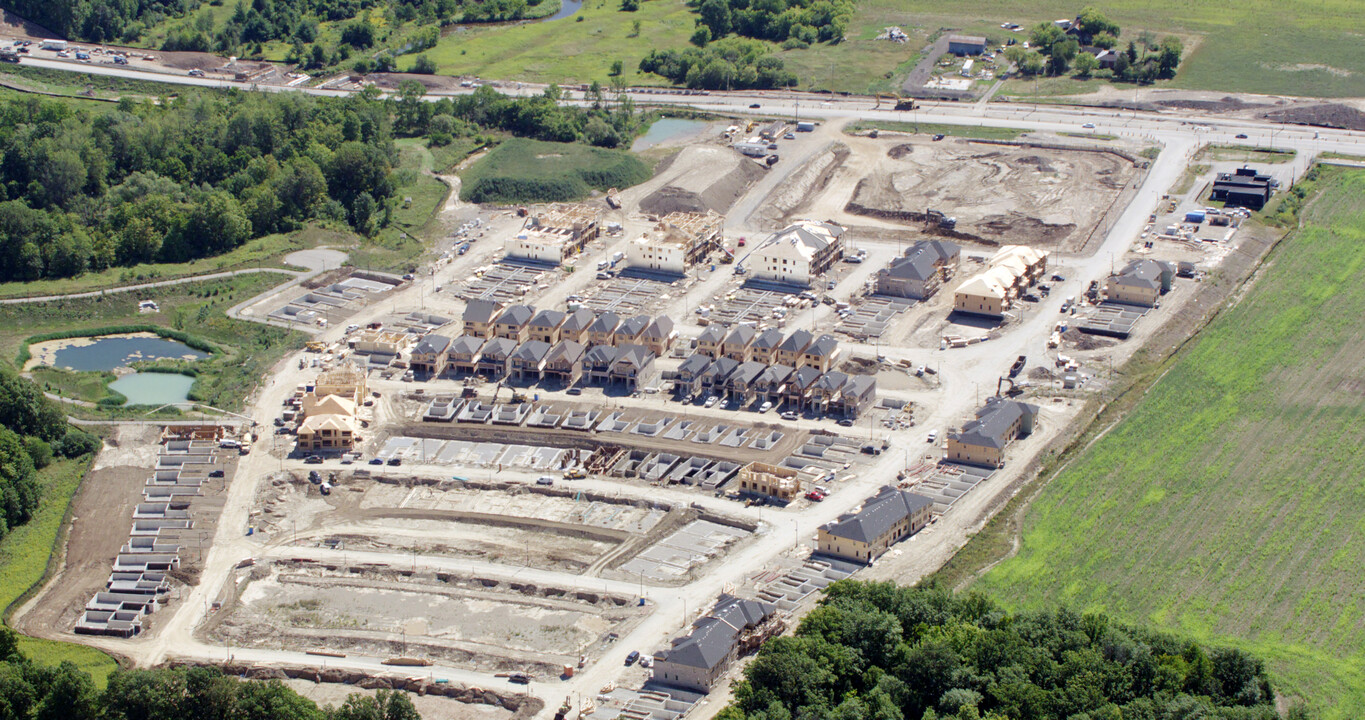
[721,582,1283,720]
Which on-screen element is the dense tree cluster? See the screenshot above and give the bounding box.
[397,82,644,148]
[690,0,852,47]
[0,632,424,720]
[0,91,397,281]
[0,369,99,541]
[0,0,196,43]
[639,38,797,90]
[1008,7,1182,82]
[722,582,1280,720]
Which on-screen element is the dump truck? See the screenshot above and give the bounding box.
[605,188,622,209]
[894,98,917,111]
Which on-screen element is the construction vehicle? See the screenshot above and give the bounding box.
[605,188,622,209]
[1008,355,1027,378]
[305,341,327,352]
[894,98,917,111]
[509,392,528,404]
[563,468,586,479]
[925,209,957,230]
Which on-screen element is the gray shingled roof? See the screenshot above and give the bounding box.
[511,340,551,363]
[952,400,1038,449]
[496,304,535,327]
[758,364,793,386]
[413,334,451,355]
[449,335,485,356]
[546,339,584,364]
[842,375,876,398]
[643,316,674,341]
[789,365,821,389]
[696,324,728,345]
[778,329,813,354]
[814,370,849,394]
[463,299,502,324]
[805,334,839,358]
[822,486,934,544]
[561,308,596,333]
[1112,259,1174,290]
[678,354,712,378]
[611,343,654,371]
[479,337,517,360]
[655,595,775,670]
[589,311,621,334]
[617,315,650,338]
[584,344,621,367]
[529,309,566,331]
[724,324,757,347]
[727,361,766,387]
[702,357,739,383]
[752,328,785,350]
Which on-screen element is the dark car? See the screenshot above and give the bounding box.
[1235,133,1248,139]
[209,469,225,478]
[837,418,854,427]
[748,103,760,109]
[304,455,323,464]
[369,457,384,465]
[508,673,530,685]
[387,457,402,466]
[566,387,583,396]
[932,134,945,141]
[625,650,640,665]
[308,470,322,483]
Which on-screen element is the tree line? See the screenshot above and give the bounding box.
[0,629,424,720]
[720,581,1286,720]
[690,0,852,49]
[639,38,797,90]
[0,369,100,543]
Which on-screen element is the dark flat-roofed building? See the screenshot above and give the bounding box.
[1211,167,1273,209]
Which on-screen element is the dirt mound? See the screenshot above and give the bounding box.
[1262,103,1365,131]
[638,145,766,215]
[840,356,879,375]
[1063,328,1115,351]
[1027,366,1056,381]
[976,214,1076,245]
[888,144,915,160]
[1156,96,1268,113]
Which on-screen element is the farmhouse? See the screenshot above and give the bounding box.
[946,399,1039,468]
[875,240,961,300]
[750,221,845,287]
[1106,259,1176,307]
[817,486,935,564]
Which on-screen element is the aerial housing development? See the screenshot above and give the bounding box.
[0,3,1357,718]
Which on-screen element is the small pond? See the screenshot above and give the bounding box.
[108,373,196,406]
[631,118,710,151]
[50,334,209,372]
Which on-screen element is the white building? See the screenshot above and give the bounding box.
[749,221,845,287]
[627,211,722,275]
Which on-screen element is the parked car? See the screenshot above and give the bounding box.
[625,651,641,665]
[932,134,945,141]
[536,476,555,486]
[209,469,225,478]
[783,132,795,140]
[781,411,798,421]
[704,395,719,408]
[386,457,402,466]
[566,387,583,396]
[927,430,938,443]
[759,401,773,413]
[304,455,323,464]
[805,490,826,502]
[837,418,854,427]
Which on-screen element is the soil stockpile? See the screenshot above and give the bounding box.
[639,146,766,215]
[1262,103,1365,131]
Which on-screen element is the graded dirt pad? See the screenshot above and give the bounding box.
[753,143,849,227]
[210,565,647,676]
[1262,103,1365,131]
[635,146,767,215]
[835,136,1139,252]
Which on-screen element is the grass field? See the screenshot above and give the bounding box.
[845,120,1027,141]
[459,137,651,203]
[1197,145,1299,165]
[27,367,121,405]
[416,0,1365,97]
[970,167,1365,717]
[0,458,119,687]
[1171,163,1212,196]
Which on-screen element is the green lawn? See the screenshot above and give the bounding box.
[1171,163,1212,196]
[845,119,1027,141]
[27,367,121,405]
[970,167,1365,717]
[0,458,119,688]
[459,136,651,203]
